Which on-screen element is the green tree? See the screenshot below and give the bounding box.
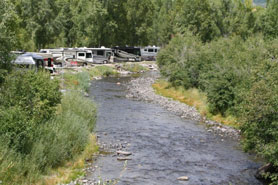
[261,0,278,39]
[0,0,18,84]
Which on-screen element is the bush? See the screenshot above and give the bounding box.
[240,60,278,182]
[64,71,90,92]
[87,66,117,78]
[157,31,278,183]
[0,70,61,153]
[0,70,97,184]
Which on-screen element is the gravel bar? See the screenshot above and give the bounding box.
[126,75,240,139]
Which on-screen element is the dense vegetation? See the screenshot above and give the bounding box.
[0,70,97,184]
[157,0,278,183]
[2,0,278,183]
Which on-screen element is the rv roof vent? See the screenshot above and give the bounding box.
[101,46,106,49]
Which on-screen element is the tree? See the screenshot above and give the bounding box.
[0,0,18,84]
[261,0,278,39]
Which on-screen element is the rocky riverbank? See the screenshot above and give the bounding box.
[126,74,240,139]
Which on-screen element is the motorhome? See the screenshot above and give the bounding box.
[63,48,93,65]
[112,46,141,62]
[141,46,160,61]
[83,47,113,64]
[40,48,64,58]
[40,48,93,66]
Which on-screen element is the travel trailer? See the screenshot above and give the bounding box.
[63,48,93,65]
[83,47,113,64]
[12,53,45,71]
[40,48,93,65]
[140,46,160,61]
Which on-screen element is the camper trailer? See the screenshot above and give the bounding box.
[40,48,93,66]
[141,46,160,61]
[12,53,45,72]
[83,47,113,64]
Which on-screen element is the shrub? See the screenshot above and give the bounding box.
[0,91,97,184]
[240,60,278,182]
[64,71,90,92]
[0,70,61,153]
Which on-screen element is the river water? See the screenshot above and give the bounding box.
[87,76,262,185]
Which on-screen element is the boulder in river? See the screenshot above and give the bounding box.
[116,150,132,156]
[117,157,132,161]
[177,176,189,181]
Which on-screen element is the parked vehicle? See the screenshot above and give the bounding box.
[34,53,55,72]
[63,48,93,65]
[84,47,113,64]
[12,53,45,71]
[40,48,93,66]
[112,46,141,62]
[66,58,88,67]
[140,46,160,61]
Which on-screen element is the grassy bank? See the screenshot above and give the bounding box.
[152,79,239,128]
[0,70,98,185]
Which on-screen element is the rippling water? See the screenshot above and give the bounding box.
[87,76,262,185]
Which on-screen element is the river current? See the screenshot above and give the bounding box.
[87,76,262,185]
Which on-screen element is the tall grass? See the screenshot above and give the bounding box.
[152,79,239,128]
[86,66,118,78]
[63,71,91,92]
[0,70,96,185]
[122,63,149,73]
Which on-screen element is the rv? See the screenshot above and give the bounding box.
[12,53,45,72]
[40,48,93,66]
[141,46,160,61]
[112,46,141,62]
[83,47,113,64]
[63,48,93,65]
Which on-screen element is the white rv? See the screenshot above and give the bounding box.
[83,47,113,64]
[40,48,93,65]
[141,46,160,61]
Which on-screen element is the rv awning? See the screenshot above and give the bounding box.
[12,56,36,65]
[21,53,44,60]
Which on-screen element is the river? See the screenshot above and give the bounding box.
[86,75,262,185]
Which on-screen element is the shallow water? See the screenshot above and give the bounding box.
[87,76,262,185]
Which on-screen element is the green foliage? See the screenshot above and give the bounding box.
[63,71,90,92]
[122,63,148,73]
[87,66,118,77]
[240,57,278,182]
[260,0,278,40]
[0,67,96,184]
[0,0,19,84]
[158,30,278,183]
[0,71,61,153]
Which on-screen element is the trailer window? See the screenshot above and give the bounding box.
[106,52,112,58]
[148,49,154,52]
[155,49,157,52]
[97,50,104,56]
[78,53,85,57]
[86,53,92,58]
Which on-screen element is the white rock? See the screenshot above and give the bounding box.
[117,157,132,161]
[177,176,189,181]
[116,151,132,156]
